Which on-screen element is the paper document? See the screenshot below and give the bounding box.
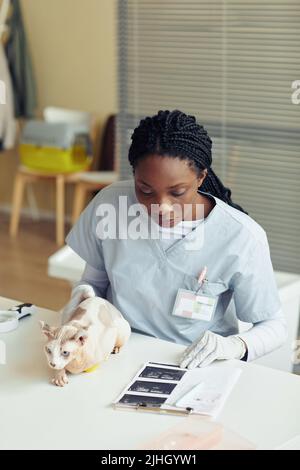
[163,366,242,418]
[113,361,242,418]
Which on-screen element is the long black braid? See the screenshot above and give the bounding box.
[128,110,247,214]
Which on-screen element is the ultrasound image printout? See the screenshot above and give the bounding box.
[139,366,186,381]
[128,380,177,395]
[119,394,167,406]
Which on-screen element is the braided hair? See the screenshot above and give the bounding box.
[128,110,247,214]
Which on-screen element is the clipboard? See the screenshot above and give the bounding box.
[113,402,194,416]
[112,361,242,418]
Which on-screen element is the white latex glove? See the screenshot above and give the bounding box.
[179,331,247,369]
[61,284,95,324]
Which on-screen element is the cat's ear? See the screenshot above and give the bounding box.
[39,320,56,340]
[74,327,89,346]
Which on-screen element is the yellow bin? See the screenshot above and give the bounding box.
[20,143,92,174]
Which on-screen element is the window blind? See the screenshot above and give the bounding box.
[117,0,300,273]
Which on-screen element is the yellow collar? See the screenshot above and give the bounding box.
[83,363,100,373]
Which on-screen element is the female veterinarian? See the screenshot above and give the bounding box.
[63,110,287,369]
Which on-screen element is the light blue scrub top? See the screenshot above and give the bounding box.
[65,179,282,346]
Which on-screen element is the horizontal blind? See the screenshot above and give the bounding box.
[117,0,300,273]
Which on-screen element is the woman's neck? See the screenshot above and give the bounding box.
[185,193,216,221]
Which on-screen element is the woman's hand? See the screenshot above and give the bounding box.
[179,331,247,369]
[61,284,95,324]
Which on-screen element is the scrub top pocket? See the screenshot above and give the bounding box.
[183,273,228,296]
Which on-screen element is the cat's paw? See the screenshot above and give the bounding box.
[51,372,69,387]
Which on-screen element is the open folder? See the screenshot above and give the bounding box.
[113,361,242,419]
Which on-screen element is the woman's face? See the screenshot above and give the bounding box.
[134,154,207,227]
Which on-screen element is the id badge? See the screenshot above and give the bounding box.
[172,288,217,322]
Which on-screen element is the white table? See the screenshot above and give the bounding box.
[1,296,300,450]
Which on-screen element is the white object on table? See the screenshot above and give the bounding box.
[168,366,242,418]
[48,246,300,373]
[0,303,36,333]
[0,296,300,450]
[0,311,18,333]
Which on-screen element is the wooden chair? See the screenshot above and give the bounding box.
[71,171,119,225]
[9,107,95,245]
[71,114,119,225]
[9,166,81,245]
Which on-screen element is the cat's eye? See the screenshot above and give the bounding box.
[62,351,70,357]
[45,347,51,354]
